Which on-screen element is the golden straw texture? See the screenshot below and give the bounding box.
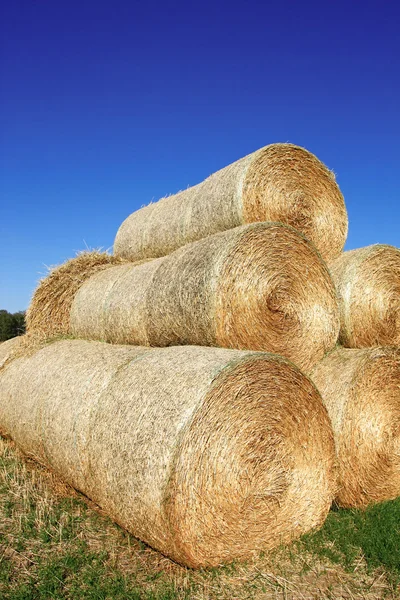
[329,245,400,348]
[312,346,400,508]
[26,251,125,336]
[27,223,341,371]
[0,338,336,568]
[0,337,21,369]
[0,337,29,437]
[114,143,347,263]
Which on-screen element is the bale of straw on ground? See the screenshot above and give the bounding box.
[26,251,125,337]
[0,338,336,567]
[311,346,400,508]
[329,244,400,348]
[28,223,340,372]
[114,143,348,263]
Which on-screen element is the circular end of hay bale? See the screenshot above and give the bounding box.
[215,223,340,372]
[340,347,400,507]
[242,144,348,262]
[313,347,400,508]
[330,245,400,348]
[26,252,125,337]
[167,354,336,568]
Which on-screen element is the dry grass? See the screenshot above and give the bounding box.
[0,338,336,568]
[312,346,400,508]
[114,143,347,263]
[1,436,397,599]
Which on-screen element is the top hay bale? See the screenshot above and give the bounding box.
[330,244,400,348]
[114,143,348,263]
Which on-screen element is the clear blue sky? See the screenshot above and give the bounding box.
[1,0,399,312]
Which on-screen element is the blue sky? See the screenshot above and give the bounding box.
[1,0,399,312]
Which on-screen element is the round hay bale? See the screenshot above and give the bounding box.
[114,143,347,263]
[0,337,22,369]
[0,338,336,567]
[26,251,125,337]
[0,337,26,437]
[311,346,400,508]
[330,244,400,348]
[0,332,60,370]
[30,223,340,371]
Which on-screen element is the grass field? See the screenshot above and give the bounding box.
[0,435,399,600]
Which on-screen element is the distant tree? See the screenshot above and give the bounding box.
[12,311,26,336]
[0,310,26,341]
[0,310,16,341]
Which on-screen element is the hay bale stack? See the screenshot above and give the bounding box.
[26,251,125,337]
[28,223,340,372]
[329,244,400,348]
[114,143,347,263]
[0,338,336,567]
[312,346,400,508]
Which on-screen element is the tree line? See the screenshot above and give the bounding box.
[0,310,26,342]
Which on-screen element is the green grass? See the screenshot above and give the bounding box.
[300,500,400,584]
[1,436,399,599]
[1,544,181,600]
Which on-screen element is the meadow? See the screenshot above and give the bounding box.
[1,435,399,600]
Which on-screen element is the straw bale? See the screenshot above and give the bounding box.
[0,337,22,369]
[26,251,125,336]
[0,338,336,567]
[114,143,347,263]
[28,223,341,371]
[311,346,400,508]
[330,244,400,348]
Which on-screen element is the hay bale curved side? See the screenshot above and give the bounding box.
[71,223,340,371]
[26,252,125,337]
[0,337,22,369]
[0,339,336,568]
[114,143,347,263]
[0,338,26,436]
[329,244,400,348]
[0,334,51,380]
[311,346,400,508]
